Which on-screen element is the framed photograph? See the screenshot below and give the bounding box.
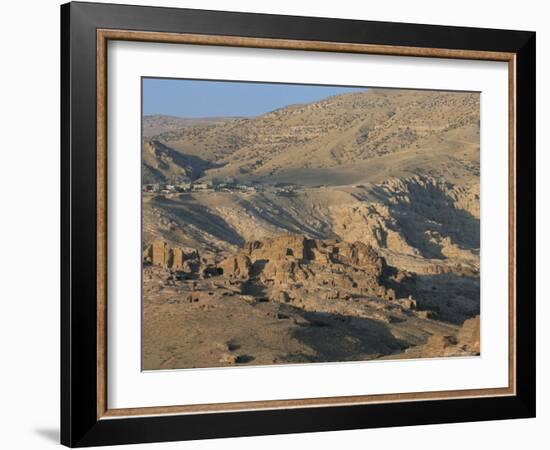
[61,1,535,447]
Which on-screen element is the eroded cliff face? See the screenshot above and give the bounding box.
[144,174,479,271]
[328,175,479,270]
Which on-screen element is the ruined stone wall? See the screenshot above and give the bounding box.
[151,241,168,267]
[146,240,198,271]
[172,247,186,270]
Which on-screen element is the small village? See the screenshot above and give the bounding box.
[142,178,300,196]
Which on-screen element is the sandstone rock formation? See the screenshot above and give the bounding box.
[244,234,385,278]
[387,315,480,359]
[151,240,169,267]
[218,254,252,279]
[456,315,481,353]
[144,234,407,308]
[144,240,199,272]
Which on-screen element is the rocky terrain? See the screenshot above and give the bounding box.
[141,88,480,370]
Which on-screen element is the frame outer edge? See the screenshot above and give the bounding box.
[514,32,536,415]
[63,2,103,447]
[61,2,536,446]
[60,2,72,447]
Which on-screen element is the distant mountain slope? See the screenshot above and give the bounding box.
[142,139,213,184]
[148,88,479,186]
[143,114,238,138]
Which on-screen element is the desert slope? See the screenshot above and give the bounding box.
[148,89,479,186]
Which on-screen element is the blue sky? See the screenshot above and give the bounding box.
[142,78,368,118]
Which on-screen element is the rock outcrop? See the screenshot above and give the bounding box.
[455,315,480,353]
[144,234,410,306]
[218,254,252,279]
[244,234,386,278]
[226,234,407,307]
[144,240,199,272]
[415,315,480,357]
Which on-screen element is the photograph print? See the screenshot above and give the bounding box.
[141,78,481,370]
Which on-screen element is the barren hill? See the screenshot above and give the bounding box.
[143,114,237,137]
[147,89,479,186]
[142,139,216,184]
